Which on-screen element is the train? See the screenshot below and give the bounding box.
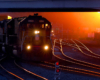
[0,14,52,61]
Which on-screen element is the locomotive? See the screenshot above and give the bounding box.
[0,14,52,61]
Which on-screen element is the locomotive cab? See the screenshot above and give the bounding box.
[17,15,52,61]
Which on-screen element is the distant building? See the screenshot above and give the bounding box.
[94,32,100,40]
[88,33,94,38]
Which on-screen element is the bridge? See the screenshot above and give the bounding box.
[0,0,100,12]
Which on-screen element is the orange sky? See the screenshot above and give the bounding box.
[0,12,100,32]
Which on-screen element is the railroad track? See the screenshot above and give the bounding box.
[61,39,100,61]
[14,59,48,80]
[34,42,100,78]
[53,39,100,70]
[1,39,100,79]
[73,39,100,57]
[61,40,85,49]
[40,61,100,78]
[62,39,100,58]
[0,55,48,80]
[61,40,100,68]
[62,39,100,65]
[0,56,24,80]
[23,57,100,79]
[71,39,100,59]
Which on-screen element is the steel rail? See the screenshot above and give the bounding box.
[62,41,87,49]
[53,40,100,70]
[71,39,100,58]
[40,43,100,78]
[0,56,24,80]
[61,40,100,60]
[40,63,100,78]
[60,40,100,69]
[42,61,100,77]
[75,39,100,57]
[14,60,48,80]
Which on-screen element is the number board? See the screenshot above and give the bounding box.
[35,34,39,40]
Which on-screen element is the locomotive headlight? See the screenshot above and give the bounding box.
[37,31,40,33]
[44,45,49,50]
[27,45,31,50]
[34,31,40,34]
[35,31,38,34]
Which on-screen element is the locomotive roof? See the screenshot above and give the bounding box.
[7,17,27,25]
[0,19,11,28]
[19,14,51,25]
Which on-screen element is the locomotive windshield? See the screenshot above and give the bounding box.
[22,23,51,29]
[21,23,51,36]
[21,23,51,46]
